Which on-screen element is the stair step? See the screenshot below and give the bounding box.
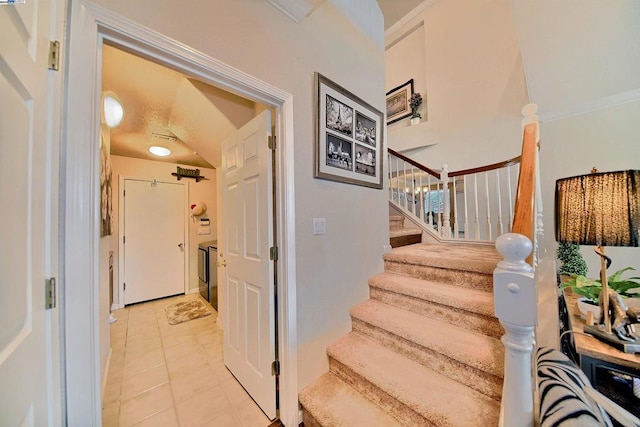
[383,243,500,291]
[389,215,405,231]
[390,228,422,248]
[350,299,503,399]
[299,373,402,427]
[327,333,500,426]
[368,272,503,339]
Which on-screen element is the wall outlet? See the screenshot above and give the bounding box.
[197,227,211,235]
[313,218,326,235]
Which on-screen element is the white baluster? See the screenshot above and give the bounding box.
[437,180,442,233]
[403,161,408,210]
[452,177,459,239]
[496,170,504,237]
[419,171,425,223]
[426,175,432,229]
[396,157,401,205]
[411,167,416,216]
[440,164,451,238]
[463,175,469,240]
[506,165,514,232]
[485,172,492,240]
[494,233,535,427]
[474,174,480,239]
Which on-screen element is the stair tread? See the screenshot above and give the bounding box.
[351,300,504,378]
[299,373,402,427]
[369,272,495,317]
[328,333,500,426]
[384,243,500,274]
[389,228,422,238]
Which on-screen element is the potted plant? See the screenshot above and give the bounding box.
[409,93,422,125]
[562,267,640,320]
[557,242,587,277]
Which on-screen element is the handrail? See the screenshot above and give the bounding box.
[511,122,538,247]
[388,148,440,178]
[449,156,521,177]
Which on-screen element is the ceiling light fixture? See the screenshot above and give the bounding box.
[103,91,124,128]
[151,132,177,142]
[149,146,171,157]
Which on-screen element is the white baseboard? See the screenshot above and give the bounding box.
[383,244,392,254]
[186,288,200,295]
[110,303,121,311]
[216,315,224,331]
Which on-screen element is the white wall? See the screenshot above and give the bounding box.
[110,156,217,304]
[385,0,529,169]
[510,1,640,276]
[99,126,112,384]
[90,0,387,390]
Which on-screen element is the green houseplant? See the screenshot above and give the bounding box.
[557,242,587,277]
[562,267,640,303]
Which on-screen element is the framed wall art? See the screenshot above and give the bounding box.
[315,72,384,189]
[386,79,414,125]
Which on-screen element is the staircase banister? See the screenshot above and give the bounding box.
[511,119,539,246]
[388,148,440,178]
[449,155,522,177]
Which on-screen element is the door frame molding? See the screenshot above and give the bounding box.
[118,176,189,307]
[63,2,299,425]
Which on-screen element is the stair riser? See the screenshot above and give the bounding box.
[328,358,436,427]
[384,260,493,292]
[390,234,422,248]
[369,287,503,340]
[351,320,503,401]
[301,410,323,427]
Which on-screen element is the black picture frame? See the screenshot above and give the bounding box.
[314,72,384,189]
[386,79,414,125]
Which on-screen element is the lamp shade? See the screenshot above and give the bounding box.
[555,170,640,247]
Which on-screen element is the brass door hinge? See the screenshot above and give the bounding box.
[271,360,280,376]
[269,246,278,261]
[49,41,60,71]
[268,136,276,151]
[45,277,56,309]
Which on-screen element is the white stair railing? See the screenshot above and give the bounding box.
[388,150,521,242]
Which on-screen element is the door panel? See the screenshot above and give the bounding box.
[123,179,186,305]
[222,110,275,419]
[0,0,61,424]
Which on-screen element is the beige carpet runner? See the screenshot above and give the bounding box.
[299,242,504,426]
[165,299,211,325]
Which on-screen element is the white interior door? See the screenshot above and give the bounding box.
[0,1,62,425]
[222,110,276,419]
[123,179,186,305]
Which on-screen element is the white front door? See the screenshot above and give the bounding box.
[0,0,63,424]
[221,110,276,419]
[122,178,187,305]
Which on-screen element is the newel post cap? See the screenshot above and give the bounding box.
[496,233,533,272]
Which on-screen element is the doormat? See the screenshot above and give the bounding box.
[165,300,211,325]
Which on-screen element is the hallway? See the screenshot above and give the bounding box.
[101,294,270,426]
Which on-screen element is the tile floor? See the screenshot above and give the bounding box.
[102,293,271,427]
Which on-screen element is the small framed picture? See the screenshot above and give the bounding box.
[315,73,383,189]
[386,79,414,125]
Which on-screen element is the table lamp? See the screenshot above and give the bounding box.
[555,169,640,353]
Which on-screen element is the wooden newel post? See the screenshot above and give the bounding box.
[494,233,536,427]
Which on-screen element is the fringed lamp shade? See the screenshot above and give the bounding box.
[555,170,640,247]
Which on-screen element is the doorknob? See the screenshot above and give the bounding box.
[217,253,227,267]
[178,243,184,249]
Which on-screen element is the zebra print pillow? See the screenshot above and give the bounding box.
[537,347,612,427]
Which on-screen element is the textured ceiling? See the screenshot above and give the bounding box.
[102,44,258,169]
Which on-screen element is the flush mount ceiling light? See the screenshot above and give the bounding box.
[149,146,171,157]
[103,91,124,128]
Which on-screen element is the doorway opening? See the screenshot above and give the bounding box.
[63,4,298,425]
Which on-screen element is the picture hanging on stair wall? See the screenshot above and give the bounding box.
[315,72,383,189]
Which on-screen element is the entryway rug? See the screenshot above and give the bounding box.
[165,299,211,325]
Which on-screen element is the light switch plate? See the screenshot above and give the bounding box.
[313,218,326,235]
[197,227,211,235]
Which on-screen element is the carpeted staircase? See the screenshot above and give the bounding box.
[389,215,422,248]
[299,242,505,426]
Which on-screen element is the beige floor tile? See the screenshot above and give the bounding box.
[102,401,120,427]
[175,386,233,427]
[119,383,174,427]
[103,381,122,406]
[163,337,201,362]
[201,409,242,427]
[131,407,179,427]
[220,377,251,406]
[169,365,219,403]
[166,350,210,380]
[124,349,166,376]
[235,398,271,427]
[161,329,196,349]
[209,361,235,384]
[121,364,169,400]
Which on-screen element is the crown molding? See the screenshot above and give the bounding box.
[265,0,317,23]
[385,0,438,48]
[538,88,640,123]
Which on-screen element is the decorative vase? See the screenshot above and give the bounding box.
[577,297,600,322]
[410,117,420,126]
